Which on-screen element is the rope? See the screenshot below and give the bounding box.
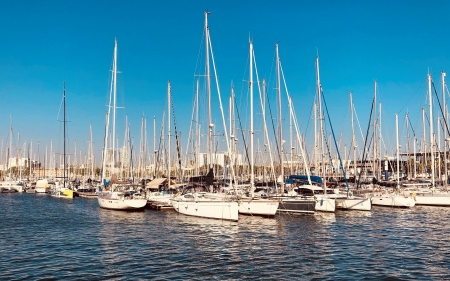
[170,87,183,180]
[357,98,375,189]
[233,94,251,167]
[321,91,350,191]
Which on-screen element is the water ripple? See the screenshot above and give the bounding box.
[1,194,450,280]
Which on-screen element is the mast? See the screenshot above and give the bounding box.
[262,79,267,183]
[276,43,283,193]
[250,40,254,193]
[89,122,93,179]
[379,103,382,179]
[101,39,116,182]
[167,80,171,190]
[414,135,417,179]
[63,82,66,189]
[442,71,447,188]
[438,117,441,181]
[373,81,377,179]
[350,92,357,184]
[112,38,118,176]
[153,116,156,178]
[314,102,317,174]
[316,57,326,190]
[396,114,399,189]
[422,107,426,175]
[289,96,293,175]
[428,74,435,187]
[195,78,200,176]
[205,11,212,171]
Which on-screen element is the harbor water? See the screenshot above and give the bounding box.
[1,193,449,280]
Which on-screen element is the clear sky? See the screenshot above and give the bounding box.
[1,0,449,165]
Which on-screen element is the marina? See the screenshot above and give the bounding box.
[2,1,450,280]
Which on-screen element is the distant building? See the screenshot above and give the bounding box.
[197,152,242,167]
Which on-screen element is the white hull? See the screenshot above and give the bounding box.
[0,182,24,193]
[371,195,415,208]
[147,194,173,204]
[238,199,279,216]
[98,192,147,210]
[413,193,450,206]
[172,193,238,221]
[35,187,50,193]
[315,196,336,212]
[336,197,372,211]
[35,179,49,193]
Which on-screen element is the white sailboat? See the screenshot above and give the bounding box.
[97,38,147,210]
[271,44,316,214]
[238,40,279,216]
[401,72,450,206]
[172,12,238,220]
[334,92,371,211]
[371,114,415,208]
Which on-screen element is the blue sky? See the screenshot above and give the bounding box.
[0,0,449,165]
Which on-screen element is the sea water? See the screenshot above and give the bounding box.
[0,193,449,280]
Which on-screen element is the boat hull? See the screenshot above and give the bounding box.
[336,197,372,211]
[238,199,279,216]
[172,197,238,221]
[98,197,147,210]
[371,195,415,208]
[35,187,50,193]
[315,197,336,212]
[51,189,74,199]
[413,193,450,206]
[276,197,316,214]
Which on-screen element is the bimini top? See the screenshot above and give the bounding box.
[288,175,323,184]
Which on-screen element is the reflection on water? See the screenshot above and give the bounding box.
[0,193,449,280]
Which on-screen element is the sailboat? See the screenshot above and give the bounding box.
[50,83,74,199]
[334,92,372,211]
[402,72,450,206]
[97,39,147,210]
[371,114,415,208]
[269,44,316,214]
[237,40,279,216]
[171,12,238,221]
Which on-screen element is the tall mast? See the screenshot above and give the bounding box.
[112,38,118,176]
[289,96,293,175]
[262,79,267,181]
[428,74,435,187]
[396,114,399,189]
[205,11,212,170]
[438,117,441,181]
[195,78,200,175]
[63,82,66,188]
[153,116,156,178]
[350,92,357,184]
[373,81,377,179]
[90,122,94,179]
[314,102,317,174]
[167,80,171,189]
[379,103,382,179]
[442,71,447,189]
[422,107,426,175]
[249,40,254,192]
[276,43,283,193]
[316,57,326,189]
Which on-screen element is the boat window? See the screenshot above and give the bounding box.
[297,188,314,196]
